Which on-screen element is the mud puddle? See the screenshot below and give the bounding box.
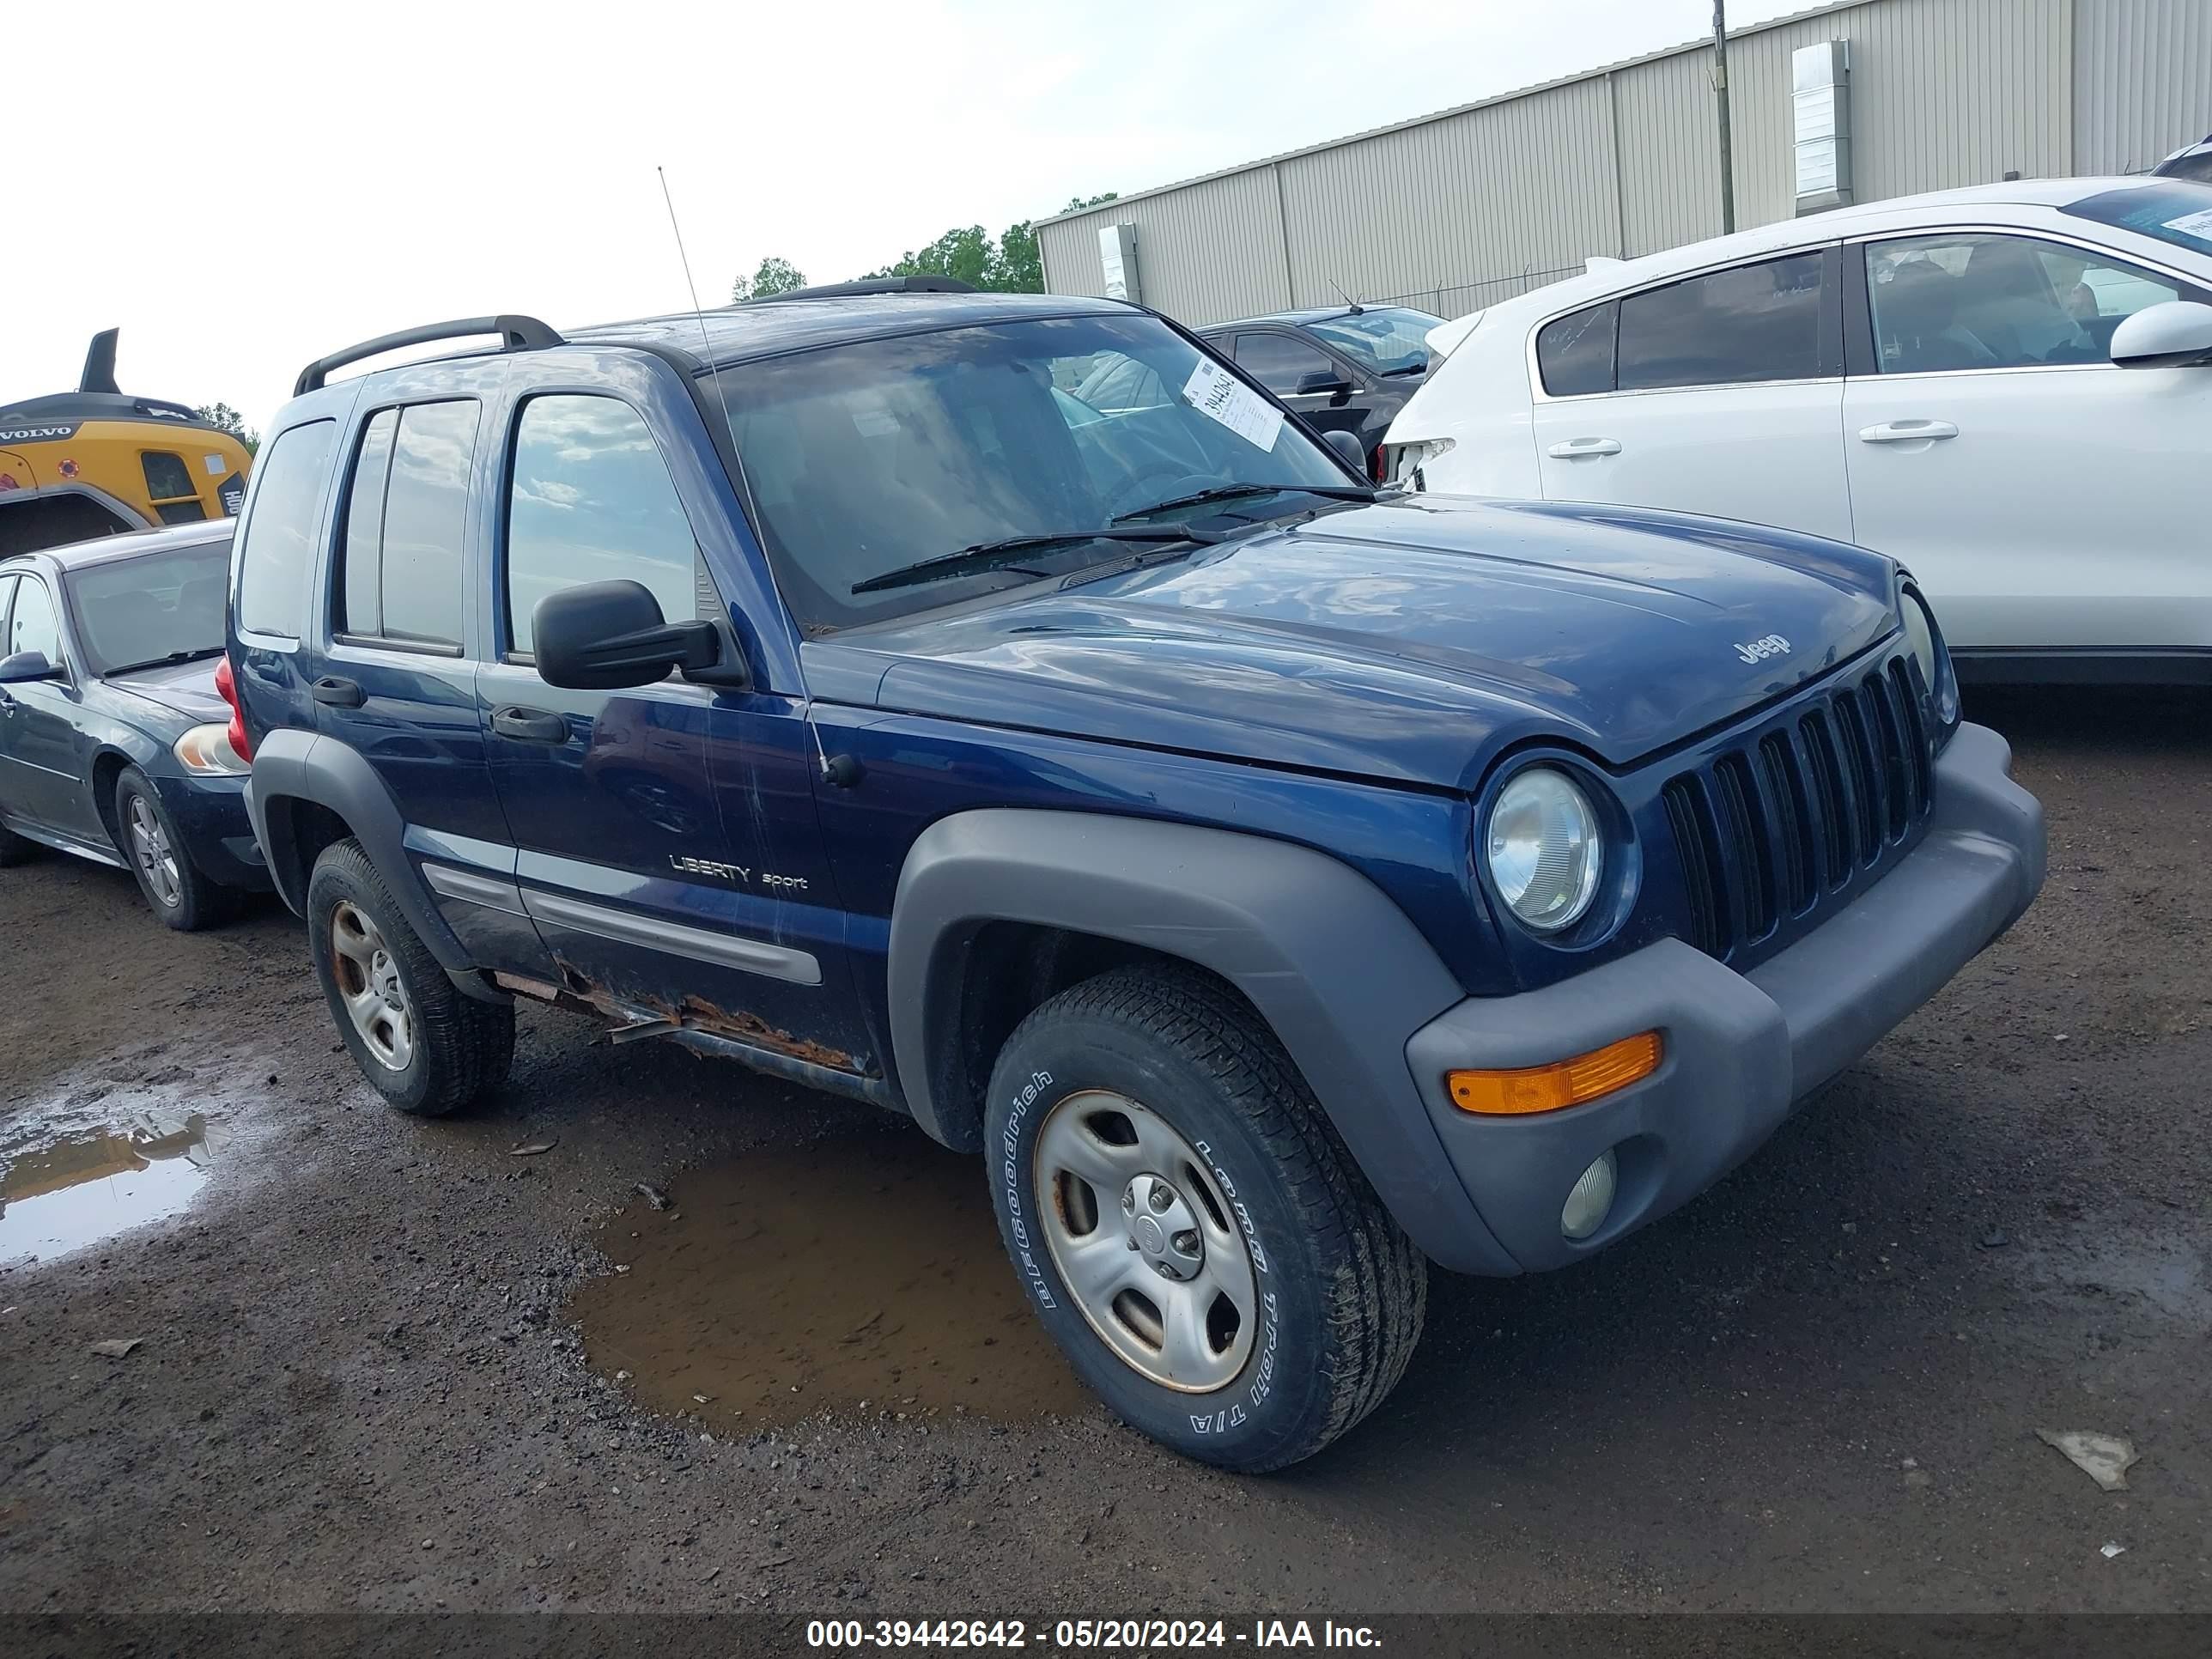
[570,1130,1090,1429]
[0,1067,258,1269]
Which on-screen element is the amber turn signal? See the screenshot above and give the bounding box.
[1448,1031,1662,1116]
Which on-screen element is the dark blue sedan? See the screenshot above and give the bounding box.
[0,521,268,928]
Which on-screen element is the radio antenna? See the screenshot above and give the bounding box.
[654,167,845,786]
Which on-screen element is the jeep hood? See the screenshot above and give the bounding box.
[810,495,1899,791]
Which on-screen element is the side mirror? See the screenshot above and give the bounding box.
[2110,300,2212,369]
[1322,428,1370,475]
[1295,368,1353,397]
[0,649,58,685]
[532,580,729,691]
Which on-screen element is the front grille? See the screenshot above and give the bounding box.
[1665,655,1932,962]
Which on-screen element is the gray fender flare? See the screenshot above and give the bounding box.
[246,727,503,1003]
[888,809,1516,1273]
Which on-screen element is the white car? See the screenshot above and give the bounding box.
[1383,177,2212,684]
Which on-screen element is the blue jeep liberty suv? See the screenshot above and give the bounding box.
[224,283,2045,1470]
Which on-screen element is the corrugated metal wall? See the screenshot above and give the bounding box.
[1037,0,2212,327]
[2075,0,2212,173]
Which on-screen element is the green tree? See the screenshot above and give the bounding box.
[195,402,259,457]
[860,192,1115,295]
[731,256,808,302]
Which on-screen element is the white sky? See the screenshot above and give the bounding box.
[4,0,1801,431]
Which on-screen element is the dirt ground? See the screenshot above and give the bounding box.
[2,687,2207,1637]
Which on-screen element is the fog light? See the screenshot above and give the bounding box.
[1560,1151,1618,1241]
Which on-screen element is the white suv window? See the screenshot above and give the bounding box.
[1865,232,2197,372]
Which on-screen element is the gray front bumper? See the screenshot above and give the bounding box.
[1406,721,2044,1273]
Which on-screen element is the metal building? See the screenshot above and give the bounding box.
[1036,0,2212,325]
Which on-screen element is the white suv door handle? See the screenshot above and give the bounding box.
[1858,419,1958,443]
[1547,437,1621,458]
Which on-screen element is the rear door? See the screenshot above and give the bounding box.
[1841,226,2212,653]
[309,364,550,975]
[479,362,868,1069]
[1530,247,1853,542]
[1233,330,1376,456]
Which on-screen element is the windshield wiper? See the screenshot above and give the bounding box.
[851,526,1221,595]
[102,647,224,676]
[1380,362,1428,377]
[1111,482,1376,523]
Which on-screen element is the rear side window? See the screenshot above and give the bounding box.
[1615,251,1828,391]
[504,395,698,656]
[337,400,476,651]
[235,419,337,638]
[1536,301,1618,395]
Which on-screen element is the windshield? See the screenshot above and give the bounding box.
[713,313,1352,632]
[2063,181,2212,262]
[1308,307,1444,376]
[64,541,229,675]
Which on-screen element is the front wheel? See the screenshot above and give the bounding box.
[985,965,1426,1472]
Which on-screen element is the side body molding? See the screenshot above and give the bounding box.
[887,809,1518,1273]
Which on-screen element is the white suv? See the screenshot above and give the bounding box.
[1384,177,2212,684]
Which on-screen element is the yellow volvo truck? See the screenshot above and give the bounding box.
[0,330,252,556]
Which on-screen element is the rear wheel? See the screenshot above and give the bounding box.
[0,816,34,867]
[116,767,237,931]
[984,964,1426,1472]
[307,838,514,1116]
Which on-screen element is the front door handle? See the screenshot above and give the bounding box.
[310,676,364,708]
[1858,419,1958,443]
[1547,437,1621,458]
[491,705,570,744]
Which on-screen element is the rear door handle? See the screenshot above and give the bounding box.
[1858,420,1958,443]
[491,705,570,744]
[1547,437,1621,458]
[310,676,365,708]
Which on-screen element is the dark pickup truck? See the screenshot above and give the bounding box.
[223,282,2044,1470]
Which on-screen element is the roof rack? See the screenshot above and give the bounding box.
[294,314,563,397]
[744,276,976,305]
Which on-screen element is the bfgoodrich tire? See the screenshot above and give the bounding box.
[985,964,1426,1472]
[307,838,514,1116]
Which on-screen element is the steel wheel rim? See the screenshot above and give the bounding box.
[329,900,414,1071]
[1033,1088,1257,1394]
[126,794,181,908]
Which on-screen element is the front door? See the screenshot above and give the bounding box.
[480,386,867,1071]
[1233,331,1374,458]
[0,573,100,841]
[1530,246,1855,544]
[1842,228,2212,654]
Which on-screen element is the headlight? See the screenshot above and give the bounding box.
[174,721,249,776]
[1485,767,1603,933]
[1899,580,1959,728]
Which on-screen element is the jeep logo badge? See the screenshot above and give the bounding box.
[1734,634,1791,665]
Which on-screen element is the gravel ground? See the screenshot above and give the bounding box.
[1,687,2207,1636]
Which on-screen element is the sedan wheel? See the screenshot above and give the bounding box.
[126,793,183,909]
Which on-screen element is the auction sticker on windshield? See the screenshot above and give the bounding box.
[1182,358,1282,453]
